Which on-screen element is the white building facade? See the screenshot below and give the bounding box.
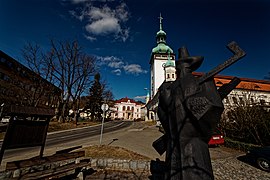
[210,73,270,110]
[111,97,143,120]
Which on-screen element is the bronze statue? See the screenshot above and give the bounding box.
[151,42,246,179]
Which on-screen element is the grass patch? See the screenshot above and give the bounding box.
[0,121,99,140]
[224,137,261,152]
[48,121,99,132]
[143,121,157,126]
[0,132,5,140]
[83,145,150,160]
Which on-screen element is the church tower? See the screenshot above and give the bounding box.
[149,14,175,98]
[164,53,176,82]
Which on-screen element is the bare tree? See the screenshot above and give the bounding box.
[101,81,114,104]
[48,40,96,122]
[220,88,270,145]
[21,43,58,108]
[21,40,96,122]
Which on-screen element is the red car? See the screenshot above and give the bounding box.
[208,128,225,146]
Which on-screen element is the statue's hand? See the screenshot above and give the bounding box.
[159,82,172,109]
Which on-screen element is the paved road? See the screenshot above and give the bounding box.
[0,121,132,165]
[45,121,131,147]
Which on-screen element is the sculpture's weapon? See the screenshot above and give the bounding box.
[198,41,246,85]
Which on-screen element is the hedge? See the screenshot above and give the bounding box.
[224,137,261,152]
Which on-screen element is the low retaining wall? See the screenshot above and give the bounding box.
[89,158,150,171]
[0,157,151,179]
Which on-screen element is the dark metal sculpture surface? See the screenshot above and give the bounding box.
[151,42,246,180]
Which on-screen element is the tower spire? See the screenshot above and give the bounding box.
[159,13,163,31]
[151,13,173,54]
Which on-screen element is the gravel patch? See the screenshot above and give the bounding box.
[213,156,270,180]
[86,156,270,179]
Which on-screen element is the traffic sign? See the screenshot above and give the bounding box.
[101,104,109,111]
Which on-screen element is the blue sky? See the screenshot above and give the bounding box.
[1,0,270,101]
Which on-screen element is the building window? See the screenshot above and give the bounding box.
[239,97,244,104]
[123,106,126,111]
[127,106,130,111]
[167,74,170,79]
[132,107,134,111]
[3,74,10,81]
[0,72,4,79]
[260,99,265,105]
[232,97,238,104]
[6,61,13,68]
[224,97,229,104]
[172,74,175,79]
[0,57,6,63]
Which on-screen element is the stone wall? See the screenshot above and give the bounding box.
[0,157,151,179]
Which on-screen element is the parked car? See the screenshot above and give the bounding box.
[1,116,11,123]
[208,128,225,146]
[246,146,270,172]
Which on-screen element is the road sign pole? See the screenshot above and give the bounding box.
[99,111,105,146]
[99,103,109,146]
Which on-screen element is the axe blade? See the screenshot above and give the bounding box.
[227,41,246,58]
[198,41,246,84]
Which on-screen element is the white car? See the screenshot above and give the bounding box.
[1,116,10,123]
[156,121,161,127]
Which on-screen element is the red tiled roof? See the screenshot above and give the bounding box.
[115,97,142,105]
[193,72,270,92]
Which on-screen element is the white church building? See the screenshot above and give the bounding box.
[145,15,270,122]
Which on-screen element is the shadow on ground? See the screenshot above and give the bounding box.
[237,155,260,171]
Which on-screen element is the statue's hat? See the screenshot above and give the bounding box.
[177,46,204,71]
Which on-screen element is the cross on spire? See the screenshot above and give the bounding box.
[159,13,163,30]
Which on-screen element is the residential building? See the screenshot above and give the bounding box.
[0,50,61,112]
[111,97,144,120]
[209,73,270,109]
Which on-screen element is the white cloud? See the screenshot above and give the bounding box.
[85,17,120,35]
[134,95,146,101]
[112,69,121,76]
[96,56,147,76]
[116,28,129,42]
[70,0,89,4]
[84,34,97,41]
[108,61,124,68]
[123,64,148,75]
[97,56,123,66]
[69,1,130,42]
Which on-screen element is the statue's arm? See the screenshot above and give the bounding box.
[158,82,173,133]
